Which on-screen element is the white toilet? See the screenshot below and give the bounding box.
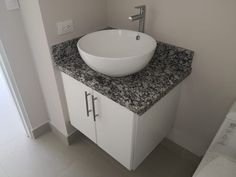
[193,101,236,177]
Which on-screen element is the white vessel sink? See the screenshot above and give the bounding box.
[77,29,157,77]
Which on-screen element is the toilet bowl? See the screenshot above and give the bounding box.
[193,101,236,177]
[196,155,236,177]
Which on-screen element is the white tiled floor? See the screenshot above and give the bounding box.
[0,131,200,177]
[0,65,200,177]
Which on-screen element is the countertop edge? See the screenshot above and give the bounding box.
[57,65,192,116]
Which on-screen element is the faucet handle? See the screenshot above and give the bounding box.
[135,5,146,10]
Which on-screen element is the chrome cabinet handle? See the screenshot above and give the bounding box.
[85,91,92,117]
[92,95,99,122]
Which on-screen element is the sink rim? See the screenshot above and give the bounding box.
[77,29,157,77]
[77,29,157,60]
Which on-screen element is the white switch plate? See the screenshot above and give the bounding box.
[57,20,74,35]
[4,0,19,11]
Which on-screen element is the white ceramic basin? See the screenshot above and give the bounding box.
[77,29,157,77]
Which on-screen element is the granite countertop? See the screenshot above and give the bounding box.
[51,35,194,116]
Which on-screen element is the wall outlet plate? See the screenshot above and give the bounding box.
[57,20,74,35]
[4,0,20,11]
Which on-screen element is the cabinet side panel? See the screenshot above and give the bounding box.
[133,85,181,169]
[94,91,134,170]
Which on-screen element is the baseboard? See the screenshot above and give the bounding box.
[31,121,77,144]
[161,138,201,162]
[32,121,51,139]
[50,124,81,146]
[67,130,81,145]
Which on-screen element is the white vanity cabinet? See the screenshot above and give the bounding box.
[62,73,134,169]
[61,72,181,170]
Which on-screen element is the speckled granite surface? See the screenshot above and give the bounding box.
[51,34,194,115]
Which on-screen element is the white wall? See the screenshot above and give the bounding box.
[38,0,108,135]
[39,0,107,45]
[19,0,69,136]
[19,0,108,136]
[0,0,49,130]
[107,0,236,155]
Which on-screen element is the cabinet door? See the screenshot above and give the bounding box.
[61,73,96,143]
[93,91,135,170]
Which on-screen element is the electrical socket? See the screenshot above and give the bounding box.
[4,0,20,10]
[57,20,74,35]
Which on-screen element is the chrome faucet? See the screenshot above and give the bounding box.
[128,5,146,33]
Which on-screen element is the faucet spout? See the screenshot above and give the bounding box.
[128,5,146,33]
[128,14,144,21]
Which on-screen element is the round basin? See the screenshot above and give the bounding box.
[77,29,157,77]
